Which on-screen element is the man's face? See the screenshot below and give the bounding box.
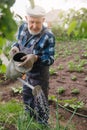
[25,16,45,35]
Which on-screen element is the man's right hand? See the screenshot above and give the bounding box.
[9,46,19,58]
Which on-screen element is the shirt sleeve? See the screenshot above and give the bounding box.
[37,33,55,66]
[12,23,27,48]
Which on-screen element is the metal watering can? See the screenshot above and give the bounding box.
[6,52,32,79]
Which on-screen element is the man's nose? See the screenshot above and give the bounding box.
[33,23,37,28]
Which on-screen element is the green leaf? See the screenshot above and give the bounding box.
[0,6,17,41]
[67,20,77,36]
[0,0,16,7]
[0,64,6,73]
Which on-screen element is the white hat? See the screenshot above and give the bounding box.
[26,5,46,17]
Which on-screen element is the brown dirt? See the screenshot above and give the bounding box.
[0,40,87,130]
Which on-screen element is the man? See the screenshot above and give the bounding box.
[10,6,55,124]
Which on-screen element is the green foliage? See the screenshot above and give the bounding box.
[69,101,84,109]
[48,95,57,102]
[71,75,77,81]
[0,64,6,73]
[67,61,76,72]
[11,86,23,94]
[0,0,15,7]
[57,64,64,70]
[52,23,68,41]
[0,4,17,41]
[57,87,66,94]
[0,98,80,130]
[49,67,57,75]
[82,51,87,58]
[0,0,17,74]
[67,60,84,72]
[52,8,87,40]
[84,77,87,82]
[71,88,80,94]
[67,20,77,36]
[0,59,2,65]
[0,100,23,124]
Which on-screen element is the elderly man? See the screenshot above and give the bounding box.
[10,6,55,124]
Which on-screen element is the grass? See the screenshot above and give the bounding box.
[0,99,77,130]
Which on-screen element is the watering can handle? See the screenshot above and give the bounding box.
[18,77,34,90]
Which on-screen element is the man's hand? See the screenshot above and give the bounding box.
[9,46,19,58]
[18,54,38,69]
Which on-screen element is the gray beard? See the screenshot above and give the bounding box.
[28,27,42,35]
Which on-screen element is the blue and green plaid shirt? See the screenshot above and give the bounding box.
[13,22,55,66]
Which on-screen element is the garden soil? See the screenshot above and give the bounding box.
[0,40,87,130]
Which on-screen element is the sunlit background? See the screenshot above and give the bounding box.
[12,0,87,18]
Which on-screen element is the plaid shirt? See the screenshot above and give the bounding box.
[13,22,55,66]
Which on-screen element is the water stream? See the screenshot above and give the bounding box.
[34,88,49,124]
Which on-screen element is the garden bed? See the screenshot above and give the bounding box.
[0,40,87,130]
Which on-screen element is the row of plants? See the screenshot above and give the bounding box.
[49,59,87,74]
[49,40,87,117]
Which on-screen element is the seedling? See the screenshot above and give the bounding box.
[11,86,23,94]
[48,95,57,102]
[54,53,59,59]
[84,77,87,82]
[70,101,84,109]
[74,56,80,62]
[71,75,77,81]
[64,49,72,56]
[67,61,76,72]
[75,64,84,72]
[71,88,80,94]
[82,51,87,58]
[64,100,84,109]
[57,87,66,94]
[57,64,64,70]
[49,68,57,75]
[67,60,84,72]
